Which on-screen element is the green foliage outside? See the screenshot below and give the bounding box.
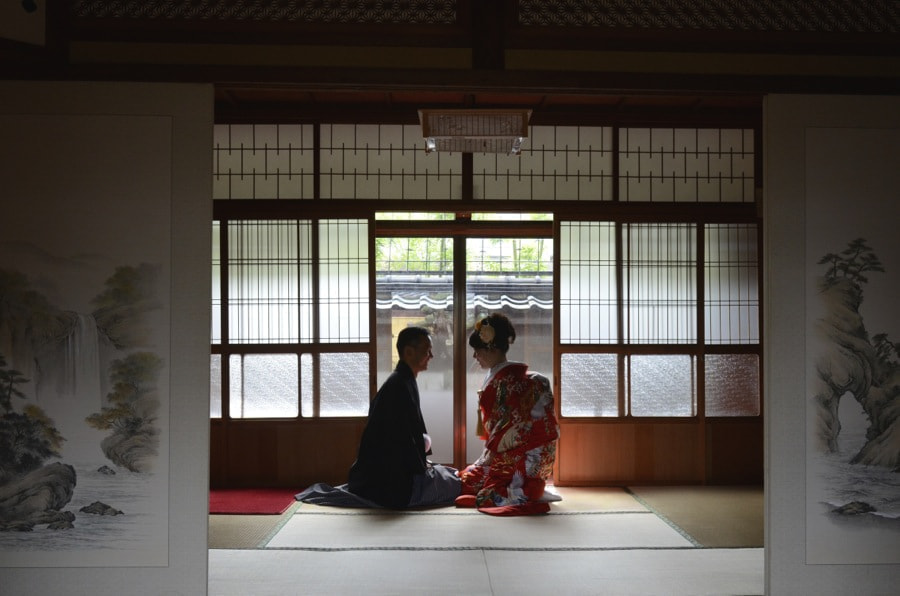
[375,237,552,274]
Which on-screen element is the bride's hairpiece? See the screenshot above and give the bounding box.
[475,317,496,349]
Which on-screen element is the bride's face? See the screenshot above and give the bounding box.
[472,346,504,369]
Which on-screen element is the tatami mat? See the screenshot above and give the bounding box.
[543,486,648,513]
[209,514,287,549]
[484,548,765,596]
[290,486,645,516]
[628,485,764,548]
[208,485,765,594]
[209,502,299,549]
[209,548,764,595]
[267,509,693,550]
[212,486,764,550]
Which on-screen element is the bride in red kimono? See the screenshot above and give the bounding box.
[457,312,559,515]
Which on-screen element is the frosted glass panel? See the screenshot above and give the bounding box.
[212,221,221,344]
[228,220,313,343]
[628,355,695,416]
[229,354,299,418]
[559,221,617,343]
[300,353,314,417]
[560,353,618,416]
[210,354,221,418]
[705,224,759,344]
[705,353,760,416]
[624,223,696,343]
[319,352,370,416]
[319,219,369,342]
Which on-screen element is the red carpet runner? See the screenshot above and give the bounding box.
[209,488,298,514]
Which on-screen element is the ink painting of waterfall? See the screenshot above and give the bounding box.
[805,127,900,564]
[0,115,172,567]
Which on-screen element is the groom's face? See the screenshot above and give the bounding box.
[404,336,434,376]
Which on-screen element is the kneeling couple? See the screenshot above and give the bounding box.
[298,314,558,516]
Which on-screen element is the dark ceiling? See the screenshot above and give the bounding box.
[2,0,898,124]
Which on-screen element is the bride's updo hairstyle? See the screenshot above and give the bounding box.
[469,312,516,354]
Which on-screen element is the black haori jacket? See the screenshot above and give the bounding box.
[347,360,430,508]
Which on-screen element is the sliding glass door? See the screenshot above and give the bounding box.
[464,237,554,462]
[375,236,455,462]
[375,232,553,467]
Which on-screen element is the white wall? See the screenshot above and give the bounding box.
[764,94,900,594]
[0,81,212,595]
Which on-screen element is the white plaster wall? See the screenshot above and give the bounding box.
[0,81,212,595]
[764,94,900,594]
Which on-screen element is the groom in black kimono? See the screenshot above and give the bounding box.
[347,326,461,508]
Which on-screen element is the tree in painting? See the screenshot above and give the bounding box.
[85,351,162,473]
[0,355,65,485]
[0,261,163,531]
[812,238,900,474]
[84,263,163,473]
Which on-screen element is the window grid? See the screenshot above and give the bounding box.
[559,221,617,344]
[214,124,753,202]
[320,124,462,200]
[212,221,221,344]
[474,126,614,200]
[227,220,313,344]
[318,219,370,343]
[619,128,754,203]
[624,223,697,344]
[218,218,371,418]
[211,125,760,420]
[213,124,315,199]
[558,219,760,418]
[705,223,760,344]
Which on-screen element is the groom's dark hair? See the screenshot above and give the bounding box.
[396,326,430,357]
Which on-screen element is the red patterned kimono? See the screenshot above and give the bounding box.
[459,362,559,513]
